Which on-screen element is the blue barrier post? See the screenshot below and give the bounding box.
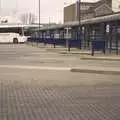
[77,31,81,49]
[115,33,119,55]
[53,38,56,48]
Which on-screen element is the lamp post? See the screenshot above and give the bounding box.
[77,0,81,49]
[78,0,81,29]
[38,0,40,37]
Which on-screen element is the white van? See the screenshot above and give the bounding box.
[0,33,27,43]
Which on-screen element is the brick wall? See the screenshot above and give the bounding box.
[64,4,76,23]
[64,0,113,23]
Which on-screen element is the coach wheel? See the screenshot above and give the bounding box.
[13,38,18,44]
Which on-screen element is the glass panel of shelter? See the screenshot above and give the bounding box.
[105,21,120,54]
[108,22,118,54]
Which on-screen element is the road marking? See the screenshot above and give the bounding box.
[0,65,71,71]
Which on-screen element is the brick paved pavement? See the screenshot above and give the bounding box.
[0,68,120,120]
[0,44,120,120]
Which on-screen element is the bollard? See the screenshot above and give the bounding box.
[92,47,94,56]
[68,45,71,52]
[53,43,56,48]
[103,48,106,54]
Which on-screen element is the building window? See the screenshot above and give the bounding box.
[80,5,90,10]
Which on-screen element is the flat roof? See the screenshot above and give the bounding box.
[0,24,40,28]
[39,12,120,31]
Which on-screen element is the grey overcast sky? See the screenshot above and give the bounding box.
[1,0,99,23]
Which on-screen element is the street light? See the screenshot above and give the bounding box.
[78,0,81,31]
[38,0,40,37]
[77,0,81,49]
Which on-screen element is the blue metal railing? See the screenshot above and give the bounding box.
[27,37,81,50]
[28,36,107,55]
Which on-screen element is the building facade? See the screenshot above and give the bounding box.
[64,0,120,23]
[112,0,120,12]
[64,4,76,22]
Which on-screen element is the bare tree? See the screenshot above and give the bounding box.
[20,14,26,24]
[20,13,36,24]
